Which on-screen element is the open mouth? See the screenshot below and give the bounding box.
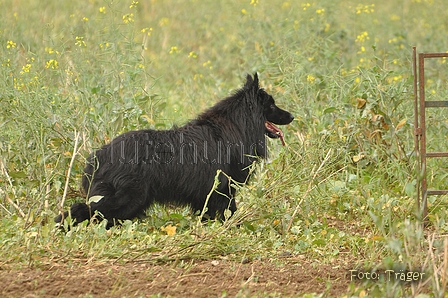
[265,121,286,146]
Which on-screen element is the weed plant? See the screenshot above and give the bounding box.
[1,0,448,296]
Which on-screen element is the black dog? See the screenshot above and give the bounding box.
[55,74,293,228]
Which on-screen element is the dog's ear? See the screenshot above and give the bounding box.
[245,73,254,89]
[253,73,259,88]
[244,73,259,91]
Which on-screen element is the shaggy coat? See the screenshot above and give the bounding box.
[56,74,293,228]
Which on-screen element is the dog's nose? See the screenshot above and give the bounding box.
[288,113,294,123]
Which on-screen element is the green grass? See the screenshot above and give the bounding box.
[1,0,448,296]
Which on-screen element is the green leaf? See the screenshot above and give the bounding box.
[88,195,104,204]
[9,171,27,179]
[312,239,326,246]
[323,107,338,114]
[405,180,416,197]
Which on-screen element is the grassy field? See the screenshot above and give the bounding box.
[1,0,448,296]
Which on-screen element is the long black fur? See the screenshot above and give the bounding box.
[55,74,293,228]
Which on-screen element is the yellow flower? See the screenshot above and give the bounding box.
[241,9,247,15]
[293,20,300,30]
[45,47,55,54]
[159,17,170,26]
[281,2,290,9]
[161,224,176,236]
[45,59,59,69]
[75,36,86,47]
[393,75,402,82]
[141,27,153,36]
[122,13,134,24]
[202,60,213,69]
[306,74,315,83]
[188,51,198,59]
[390,14,400,21]
[82,17,89,22]
[169,46,179,54]
[20,63,32,75]
[316,8,325,14]
[130,1,139,8]
[99,6,106,14]
[355,4,375,14]
[250,0,258,6]
[6,40,16,49]
[355,31,369,43]
[388,37,397,44]
[193,74,203,81]
[2,58,11,67]
[14,77,25,90]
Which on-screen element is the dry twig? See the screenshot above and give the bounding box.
[0,158,26,218]
[59,130,81,213]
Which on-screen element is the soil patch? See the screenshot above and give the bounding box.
[1,258,351,297]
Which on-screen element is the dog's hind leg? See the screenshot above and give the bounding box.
[56,180,149,228]
[87,181,150,228]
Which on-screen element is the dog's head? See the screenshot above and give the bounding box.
[245,73,294,146]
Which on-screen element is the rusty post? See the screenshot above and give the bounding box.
[413,49,448,224]
[418,52,427,221]
[412,47,421,214]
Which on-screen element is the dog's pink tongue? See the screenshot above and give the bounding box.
[266,122,286,146]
